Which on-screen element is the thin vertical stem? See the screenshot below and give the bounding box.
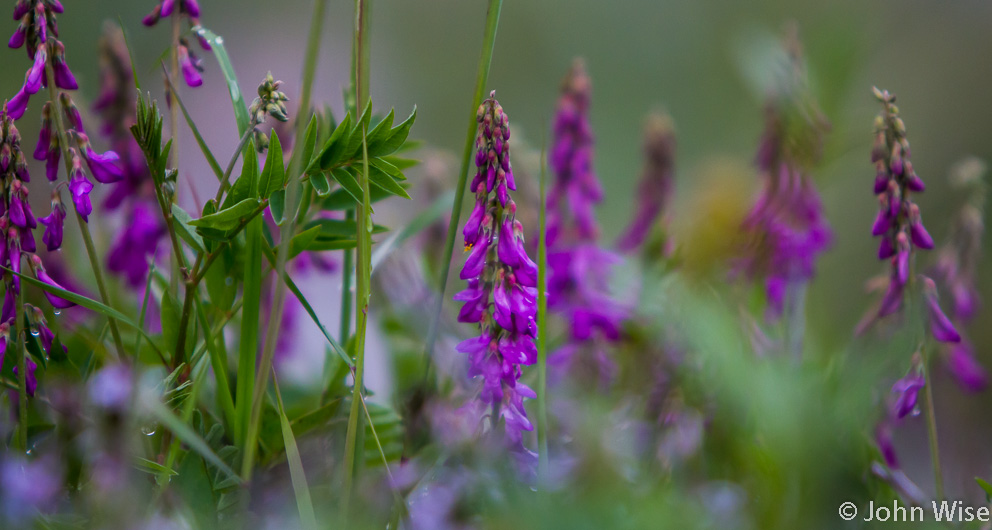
[168,4,182,294]
[921,343,944,500]
[536,145,549,484]
[423,0,503,369]
[15,293,27,452]
[44,62,126,359]
[241,0,330,480]
[342,0,371,513]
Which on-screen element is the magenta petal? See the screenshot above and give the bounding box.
[36,269,77,309]
[947,342,987,392]
[910,222,934,249]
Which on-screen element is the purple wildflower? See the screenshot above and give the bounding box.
[616,112,677,254]
[178,41,203,88]
[862,88,959,345]
[736,30,832,320]
[38,190,65,251]
[456,92,537,460]
[544,60,628,377]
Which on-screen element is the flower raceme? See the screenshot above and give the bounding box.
[616,112,677,254]
[544,60,627,377]
[865,88,959,344]
[455,92,538,460]
[0,110,74,396]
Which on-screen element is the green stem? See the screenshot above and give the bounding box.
[921,343,944,500]
[339,215,354,346]
[214,127,256,205]
[240,0,329,480]
[15,290,27,452]
[342,0,371,513]
[44,62,126,359]
[169,7,182,293]
[423,0,503,369]
[537,145,549,484]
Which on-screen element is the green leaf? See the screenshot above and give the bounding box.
[314,113,353,172]
[368,106,416,157]
[171,204,206,253]
[366,163,411,199]
[309,173,331,197]
[259,130,287,199]
[364,108,394,152]
[978,478,992,502]
[321,185,391,211]
[134,457,178,477]
[329,168,364,203]
[381,155,419,171]
[370,157,405,181]
[190,198,263,231]
[274,378,318,530]
[144,399,242,486]
[223,149,260,209]
[269,189,287,225]
[288,225,322,259]
[304,239,358,251]
[194,26,251,135]
[300,115,319,172]
[304,218,388,238]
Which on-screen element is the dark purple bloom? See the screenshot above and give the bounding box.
[68,155,93,221]
[51,41,78,90]
[142,4,161,26]
[889,373,924,419]
[33,104,51,161]
[7,87,29,121]
[81,146,123,183]
[617,112,676,253]
[38,193,65,251]
[946,340,987,392]
[178,43,203,88]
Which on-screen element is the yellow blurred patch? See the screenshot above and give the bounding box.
[673,157,756,278]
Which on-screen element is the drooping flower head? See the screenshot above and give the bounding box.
[617,112,677,254]
[6,0,74,120]
[544,60,628,379]
[456,91,538,463]
[861,88,959,345]
[143,0,211,88]
[736,28,832,320]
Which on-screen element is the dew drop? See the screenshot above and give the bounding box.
[29,330,40,337]
[141,425,157,436]
[53,309,61,316]
[911,407,921,417]
[215,36,224,45]
[225,277,233,286]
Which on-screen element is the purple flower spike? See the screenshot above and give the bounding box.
[456,92,539,457]
[617,113,676,253]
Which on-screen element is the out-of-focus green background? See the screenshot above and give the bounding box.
[4,0,992,500]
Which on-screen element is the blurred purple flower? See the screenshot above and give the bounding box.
[617,112,677,254]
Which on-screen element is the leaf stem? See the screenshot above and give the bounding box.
[921,341,944,500]
[342,0,372,513]
[423,0,503,369]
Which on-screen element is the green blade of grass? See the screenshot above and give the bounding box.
[423,0,503,371]
[144,396,242,485]
[192,26,251,135]
[273,373,319,530]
